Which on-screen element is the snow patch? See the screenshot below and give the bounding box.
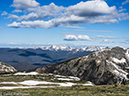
[125,50,129,59]
[54,75,66,78]
[18,80,55,86]
[96,60,101,64]
[0,63,16,73]
[113,70,127,79]
[69,76,80,81]
[0,80,93,89]
[106,60,128,80]
[14,72,39,75]
[0,82,17,85]
[112,57,126,64]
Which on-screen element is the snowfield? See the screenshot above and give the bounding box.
[14,72,39,75]
[112,57,126,64]
[0,80,93,89]
[0,72,93,89]
[106,60,128,80]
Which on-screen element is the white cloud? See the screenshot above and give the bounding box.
[8,14,19,20]
[7,15,86,28]
[12,9,22,13]
[7,0,129,28]
[118,6,126,12]
[65,0,115,17]
[78,35,92,41]
[64,35,78,41]
[96,35,117,39]
[8,20,55,28]
[0,27,2,29]
[8,21,21,28]
[1,11,8,16]
[122,0,129,5]
[119,9,126,12]
[11,0,40,10]
[64,34,92,41]
[102,39,115,43]
[10,3,65,21]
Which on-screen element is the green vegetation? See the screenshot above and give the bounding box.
[0,73,81,83]
[0,73,129,96]
[0,84,129,96]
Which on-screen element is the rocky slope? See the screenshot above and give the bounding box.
[36,47,129,85]
[0,61,17,73]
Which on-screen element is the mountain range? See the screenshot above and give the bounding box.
[0,46,101,71]
[36,47,129,85]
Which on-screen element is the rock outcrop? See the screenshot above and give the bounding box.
[36,47,129,85]
[0,61,17,73]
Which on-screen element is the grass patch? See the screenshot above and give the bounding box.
[0,84,18,87]
[36,84,59,86]
[0,73,129,96]
[0,84,129,96]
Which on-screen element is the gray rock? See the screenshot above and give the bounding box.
[36,47,129,85]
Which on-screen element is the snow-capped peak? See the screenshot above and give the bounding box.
[12,45,103,52]
[85,46,101,51]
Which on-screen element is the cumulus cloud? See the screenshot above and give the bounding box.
[65,0,115,17]
[64,34,92,41]
[7,0,129,28]
[8,20,55,28]
[7,15,86,28]
[64,35,78,41]
[10,3,65,21]
[1,11,8,16]
[122,0,129,5]
[8,21,21,28]
[101,39,115,43]
[78,35,92,40]
[8,14,19,20]
[11,0,39,10]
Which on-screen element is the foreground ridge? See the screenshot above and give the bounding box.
[36,47,129,85]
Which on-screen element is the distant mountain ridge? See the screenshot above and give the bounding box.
[0,45,101,71]
[36,47,129,85]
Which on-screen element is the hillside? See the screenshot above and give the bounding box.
[36,47,129,85]
[0,61,17,73]
[11,62,38,71]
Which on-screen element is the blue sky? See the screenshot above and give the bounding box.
[0,0,129,48]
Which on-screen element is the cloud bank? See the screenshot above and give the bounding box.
[7,0,129,28]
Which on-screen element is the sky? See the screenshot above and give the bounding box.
[0,0,129,48]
